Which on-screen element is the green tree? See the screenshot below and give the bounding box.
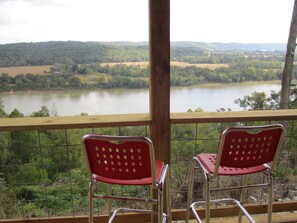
[68,76,81,87]
[234,91,276,110]
[0,100,7,118]
[16,162,49,184]
[31,106,50,117]
[9,109,24,118]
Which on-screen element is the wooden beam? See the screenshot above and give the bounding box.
[1,202,296,223]
[149,0,170,164]
[171,201,297,221]
[0,113,151,131]
[1,109,297,132]
[171,109,297,124]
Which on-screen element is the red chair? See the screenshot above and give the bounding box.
[82,134,171,223]
[185,124,285,223]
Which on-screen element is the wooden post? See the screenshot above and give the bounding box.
[149,0,170,164]
[149,0,171,221]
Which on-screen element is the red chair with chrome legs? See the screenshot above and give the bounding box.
[82,134,171,223]
[185,124,285,223]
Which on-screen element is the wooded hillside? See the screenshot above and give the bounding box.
[0,41,286,67]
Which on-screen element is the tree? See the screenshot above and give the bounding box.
[68,76,81,87]
[0,101,7,118]
[280,0,297,109]
[31,106,50,117]
[234,91,280,111]
[9,109,24,118]
[16,163,49,184]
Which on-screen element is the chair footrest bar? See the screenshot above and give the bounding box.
[93,194,158,204]
[108,208,166,223]
[210,183,270,192]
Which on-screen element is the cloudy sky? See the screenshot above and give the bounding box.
[0,0,294,44]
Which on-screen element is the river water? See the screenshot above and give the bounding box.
[0,82,281,116]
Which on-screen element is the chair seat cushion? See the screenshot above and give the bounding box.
[197,153,267,176]
[93,160,165,185]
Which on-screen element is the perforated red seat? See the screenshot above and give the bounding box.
[185,124,285,223]
[82,134,171,223]
[197,154,267,176]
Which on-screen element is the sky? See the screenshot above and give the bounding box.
[0,0,295,44]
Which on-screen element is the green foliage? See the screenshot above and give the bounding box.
[234,85,297,111]
[0,100,7,117]
[14,170,89,217]
[17,162,49,184]
[103,75,149,89]
[235,91,275,110]
[0,187,19,218]
[31,106,50,117]
[18,202,46,218]
[9,109,24,118]
[6,73,84,91]
[172,64,281,85]
[0,41,286,68]
[10,131,39,165]
[0,42,149,67]
[0,74,13,92]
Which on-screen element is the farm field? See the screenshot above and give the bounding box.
[0,65,52,76]
[100,61,229,69]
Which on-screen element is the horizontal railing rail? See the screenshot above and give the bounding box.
[2,109,297,131]
[0,113,151,131]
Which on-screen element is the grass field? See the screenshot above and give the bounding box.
[0,65,52,76]
[100,61,229,69]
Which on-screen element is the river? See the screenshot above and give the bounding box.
[0,81,281,116]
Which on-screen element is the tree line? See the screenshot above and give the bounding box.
[0,59,290,92]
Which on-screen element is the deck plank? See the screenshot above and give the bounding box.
[193,212,297,223]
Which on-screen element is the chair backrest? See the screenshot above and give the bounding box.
[215,124,285,174]
[82,134,156,186]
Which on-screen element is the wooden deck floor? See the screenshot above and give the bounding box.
[188,212,297,223]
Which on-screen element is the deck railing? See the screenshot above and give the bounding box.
[1,109,297,223]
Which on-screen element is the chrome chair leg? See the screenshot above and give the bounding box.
[107,184,112,216]
[268,172,273,223]
[166,171,172,223]
[238,175,248,223]
[158,188,163,223]
[89,182,94,223]
[205,173,210,223]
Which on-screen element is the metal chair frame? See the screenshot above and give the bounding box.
[82,134,171,223]
[185,124,285,223]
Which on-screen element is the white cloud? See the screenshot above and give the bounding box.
[0,0,148,43]
[171,0,294,43]
[0,0,294,44]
